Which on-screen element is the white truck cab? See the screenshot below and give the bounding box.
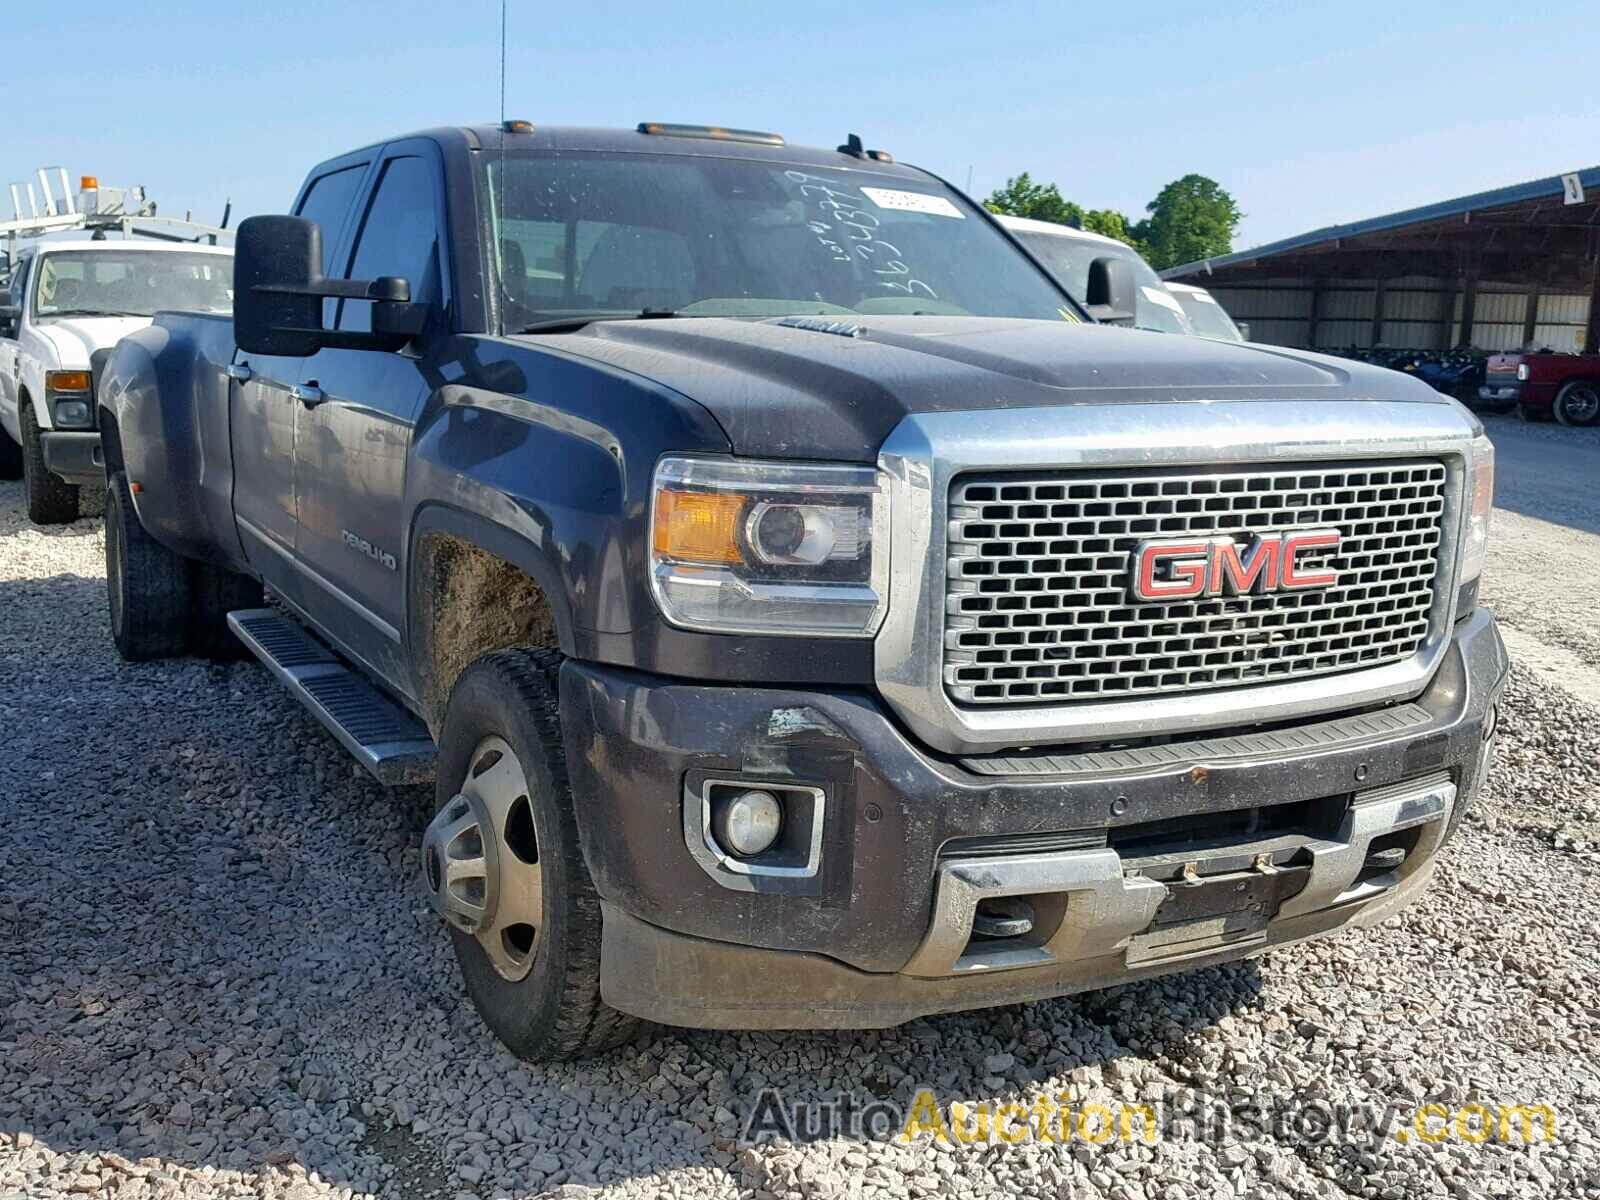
[996,214,1194,336]
[0,238,233,522]
[1165,280,1248,342]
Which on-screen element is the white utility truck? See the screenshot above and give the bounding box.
[0,167,232,522]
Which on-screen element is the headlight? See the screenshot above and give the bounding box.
[650,456,888,636]
[1459,433,1494,586]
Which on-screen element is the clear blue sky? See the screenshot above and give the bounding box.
[9,0,1599,250]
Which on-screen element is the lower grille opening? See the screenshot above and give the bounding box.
[1110,796,1347,865]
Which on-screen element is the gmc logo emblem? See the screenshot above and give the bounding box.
[1130,529,1341,602]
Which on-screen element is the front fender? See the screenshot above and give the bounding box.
[398,334,876,690]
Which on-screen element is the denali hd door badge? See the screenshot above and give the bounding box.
[341,529,398,572]
[1129,530,1341,602]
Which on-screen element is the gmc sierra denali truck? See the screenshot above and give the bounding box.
[99,122,1506,1062]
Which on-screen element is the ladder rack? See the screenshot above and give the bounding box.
[3,165,231,272]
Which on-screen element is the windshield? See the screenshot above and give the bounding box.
[32,250,233,319]
[1009,229,1192,336]
[1171,288,1244,341]
[482,152,1076,328]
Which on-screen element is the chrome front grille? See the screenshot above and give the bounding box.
[945,460,1449,706]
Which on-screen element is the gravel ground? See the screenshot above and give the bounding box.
[2,415,1598,1200]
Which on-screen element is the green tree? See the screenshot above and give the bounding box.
[984,173,1084,227]
[1081,208,1135,245]
[1132,174,1242,270]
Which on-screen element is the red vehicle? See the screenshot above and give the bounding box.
[1481,352,1600,426]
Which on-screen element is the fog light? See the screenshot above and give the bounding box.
[712,789,783,857]
[53,399,91,427]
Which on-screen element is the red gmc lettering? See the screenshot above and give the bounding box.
[1133,541,1211,600]
[1280,530,1341,589]
[1131,530,1342,602]
[1209,538,1279,595]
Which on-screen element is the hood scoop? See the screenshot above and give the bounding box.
[767,315,865,339]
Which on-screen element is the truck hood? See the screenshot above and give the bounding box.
[521,316,1447,461]
[33,316,150,366]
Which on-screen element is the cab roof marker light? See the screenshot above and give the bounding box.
[637,123,785,147]
[836,133,893,163]
[500,120,534,133]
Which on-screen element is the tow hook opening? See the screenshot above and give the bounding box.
[1358,826,1424,884]
[973,896,1035,940]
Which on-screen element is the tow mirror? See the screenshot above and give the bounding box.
[234,214,427,356]
[1085,256,1138,327]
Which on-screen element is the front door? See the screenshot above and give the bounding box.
[229,157,371,607]
[292,149,443,685]
[228,351,304,601]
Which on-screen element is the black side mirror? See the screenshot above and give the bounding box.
[1085,256,1138,327]
[235,216,323,356]
[234,215,427,356]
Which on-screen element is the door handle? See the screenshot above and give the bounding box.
[224,363,253,383]
[290,382,325,408]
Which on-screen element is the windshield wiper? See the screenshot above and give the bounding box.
[39,308,147,319]
[517,308,681,334]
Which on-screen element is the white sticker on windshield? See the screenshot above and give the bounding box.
[859,187,965,218]
[1142,285,1186,314]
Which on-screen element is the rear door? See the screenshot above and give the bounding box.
[229,157,370,600]
[291,143,444,683]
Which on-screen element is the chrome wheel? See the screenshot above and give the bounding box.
[422,735,543,981]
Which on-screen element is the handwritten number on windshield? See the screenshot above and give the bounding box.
[785,171,940,301]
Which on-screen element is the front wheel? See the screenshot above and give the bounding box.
[421,647,639,1061]
[1553,380,1600,427]
[105,471,190,660]
[19,404,79,524]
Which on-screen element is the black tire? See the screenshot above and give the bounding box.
[187,559,264,659]
[19,403,79,524]
[433,647,639,1061]
[1517,401,1553,424]
[0,418,21,480]
[1553,380,1600,427]
[105,471,190,660]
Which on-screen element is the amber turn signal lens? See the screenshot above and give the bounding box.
[46,370,92,393]
[653,489,747,565]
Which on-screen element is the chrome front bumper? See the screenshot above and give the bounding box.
[904,773,1455,978]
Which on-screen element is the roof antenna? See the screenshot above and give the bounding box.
[838,133,864,157]
[499,0,507,131]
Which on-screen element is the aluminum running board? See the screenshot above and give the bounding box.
[226,609,436,785]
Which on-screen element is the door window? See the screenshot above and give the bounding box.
[294,164,368,276]
[336,156,440,333]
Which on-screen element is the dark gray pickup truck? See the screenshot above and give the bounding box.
[99,122,1507,1061]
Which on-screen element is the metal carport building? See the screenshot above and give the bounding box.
[1161,166,1600,354]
